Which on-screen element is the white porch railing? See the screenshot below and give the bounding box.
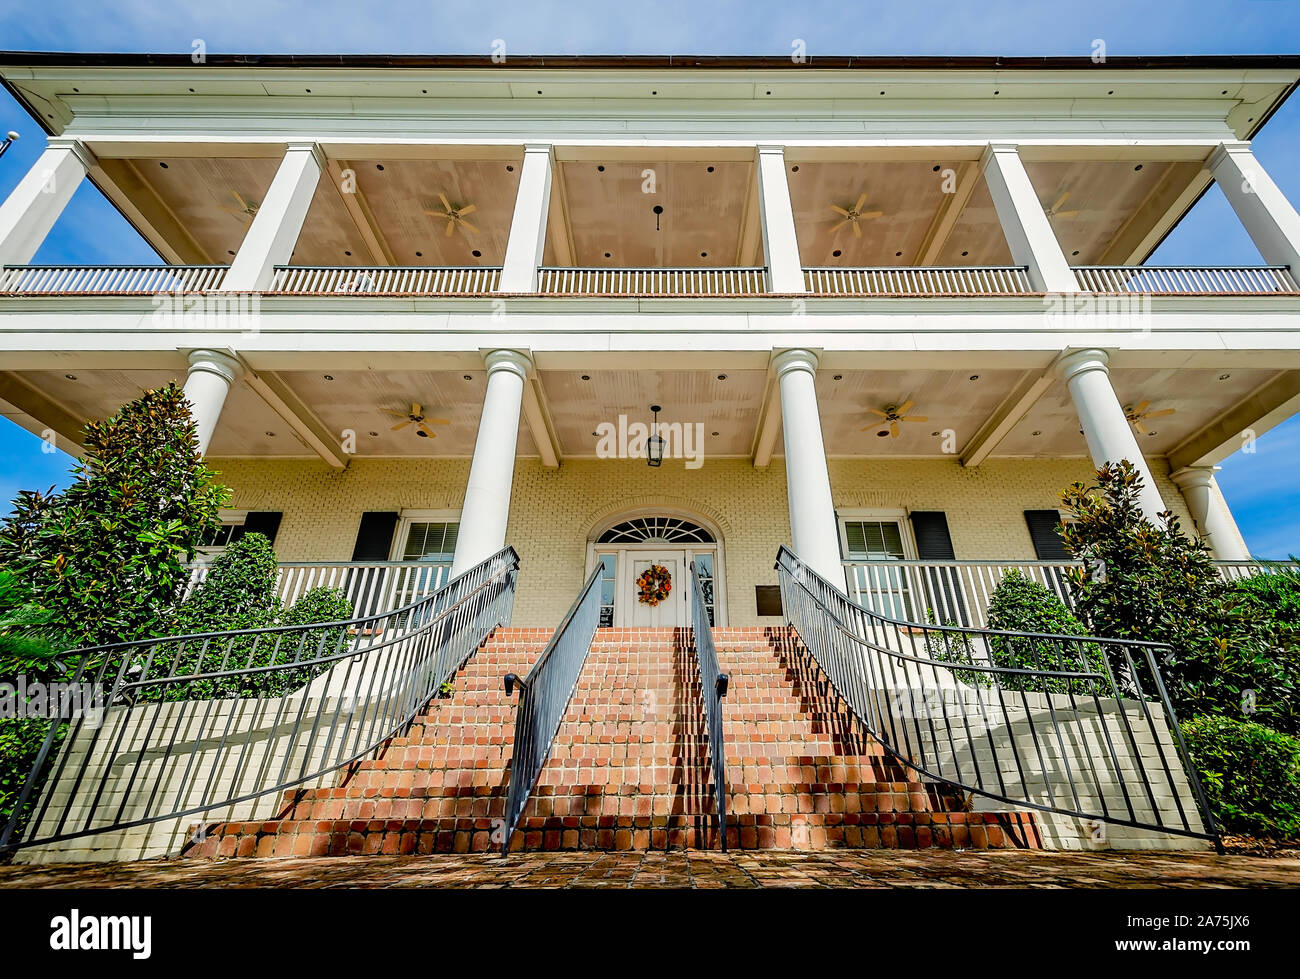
[536,266,769,296]
[184,560,452,617]
[844,558,1297,629]
[803,266,1034,296]
[268,265,501,295]
[1073,265,1300,294]
[0,264,228,295]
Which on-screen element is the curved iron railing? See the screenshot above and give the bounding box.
[689,561,730,850]
[500,566,604,854]
[0,547,518,857]
[775,546,1220,849]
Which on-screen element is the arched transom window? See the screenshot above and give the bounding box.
[596,516,715,544]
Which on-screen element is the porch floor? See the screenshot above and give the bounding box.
[2,848,1297,889]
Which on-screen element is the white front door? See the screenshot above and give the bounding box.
[623,551,687,627]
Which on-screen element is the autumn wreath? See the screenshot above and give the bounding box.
[635,564,672,606]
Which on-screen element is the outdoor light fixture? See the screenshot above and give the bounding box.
[0,131,18,161]
[647,404,665,467]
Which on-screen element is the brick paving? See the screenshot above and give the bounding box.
[2,849,1298,889]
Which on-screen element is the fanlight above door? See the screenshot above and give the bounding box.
[597,517,715,544]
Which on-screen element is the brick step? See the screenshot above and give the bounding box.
[188,625,1042,858]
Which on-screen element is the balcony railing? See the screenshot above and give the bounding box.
[0,264,228,295]
[803,266,1034,296]
[844,558,1297,630]
[536,266,769,296]
[186,559,452,619]
[268,265,501,295]
[1073,265,1300,295]
[6,263,1300,299]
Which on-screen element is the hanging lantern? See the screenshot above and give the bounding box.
[647,404,665,467]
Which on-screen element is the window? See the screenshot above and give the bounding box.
[693,552,716,626]
[399,521,459,563]
[596,553,617,627]
[840,515,917,620]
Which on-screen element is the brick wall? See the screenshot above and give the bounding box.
[209,455,1196,628]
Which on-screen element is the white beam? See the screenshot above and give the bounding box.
[327,159,393,265]
[0,371,87,455]
[960,369,1054,467]
[520,375,561,468]
[242,367,350,469]
[982,143,1080,293]
[914,161,979,266]
[1167,369,1300,471]
[222,142,324,292]
[0,138,94,266]
[751,375,783,468]
[498,144,553,292]
[756,146,805,293]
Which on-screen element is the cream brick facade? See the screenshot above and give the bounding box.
[208,454,1195,628]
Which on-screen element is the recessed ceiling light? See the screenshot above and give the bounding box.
[1072,250,1080,256]
[159,162,168,168]
[368,431,378,437]
[1134,164,1144,171]
[415,251,423,257]
[932,165,941,172]
[604,252,612,258]
[711,431,719,437]
[876,430,889,437]
[64,373,77,380]
[790,165,799,172]
[716,374,727,381]
[930,431,940,437]
[1219,373,1231,380]
[700,251,708,258]
[580,374,591,381]
[463,374,473,381]
[969,375,980,381]
[597,165,605,172]
[323,374,334,381]
[832,249,842,258]
[376,164,384,171]
[344,250,352,257]
[472,250,482,258]
[265,431,276,437]
[227,250,235,256]
[832,374,843,381]
[506,164,514,171]
[1148,431,1158,437]
[706,166,715,173]
[961,250,969,257]
[895,251,903,257]
[1031,430,1042,437]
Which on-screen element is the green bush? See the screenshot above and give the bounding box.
[270,586,357,694]
[985,570,1106,694]
[923,619,990,688]
[1058,461,1258,716]
[0,717,68,854]
[1181,715,1300,839]
[1224,567,1300,735]
[0,383,227,651]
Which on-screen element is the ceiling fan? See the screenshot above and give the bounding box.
[424,193,479,238]
[1124,400,1175,434]
[863,400,929,438]
[830,193,884,238]
[384,402,451,439]
[221,191,260,223]
[1044,191,1080,220]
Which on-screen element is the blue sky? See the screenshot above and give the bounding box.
[1,0,1299,556]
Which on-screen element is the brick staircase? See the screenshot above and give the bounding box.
[189,626,1038,858]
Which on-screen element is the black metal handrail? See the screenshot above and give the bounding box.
[688,561,730,851]
[0,546,519,856]
[500,565,604,854]
[775,545,1221,849]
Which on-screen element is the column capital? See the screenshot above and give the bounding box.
[283,140,327,170]
[1053,347,1111,384]
[482,348,533,380]
[771,347,820,378]
[44,137,98,171]
[980,142,1021,166]
[521,142,554,155]
[185,348,243,385]
[1207,140,1253,171]
[756,144,788,156]
[1169,465,1221,490]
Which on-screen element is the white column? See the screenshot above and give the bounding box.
[1055,348,1167,522]
[1209,141,1300,273]
[498,144,552,293]
[756,146,805,293]
[1170,466,1251,560]
[450,349,532,576]
[982,143,1080,293]
[0,138,94,266]
[183,349,243,455]
[772,348,843,589]
[221,142,323,292]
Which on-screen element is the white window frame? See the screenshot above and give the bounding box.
[197,509,249,558]
[836,508,917,561]
[391,508,462,562]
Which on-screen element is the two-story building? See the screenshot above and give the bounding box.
[2,52,1299,633]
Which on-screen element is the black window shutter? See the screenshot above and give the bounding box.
[908,511,967,625]
[1024,510,1071,560]
[351,512,400,561]
[909,511,956,560]
[234,511,283,545]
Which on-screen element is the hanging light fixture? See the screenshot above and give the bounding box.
[647,404,665,467]
[0,131,19,161]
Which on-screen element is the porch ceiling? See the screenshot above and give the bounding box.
[108,147,1212,273]
[0,364,1279,466]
